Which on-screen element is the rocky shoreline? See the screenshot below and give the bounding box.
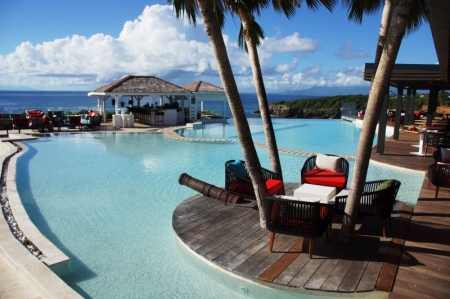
[254,104,342,119]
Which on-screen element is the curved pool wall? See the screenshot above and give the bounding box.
[15,130,422,298]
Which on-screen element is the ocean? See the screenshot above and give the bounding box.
[0,90,304,118]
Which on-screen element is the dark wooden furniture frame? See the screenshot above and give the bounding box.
[334,179,401,237]
[265,196,334,258]
[428,163,450,198]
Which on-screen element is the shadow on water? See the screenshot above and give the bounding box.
[14,144,94,299]
[226,123,311,139]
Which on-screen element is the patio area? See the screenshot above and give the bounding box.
[173,130,450,298]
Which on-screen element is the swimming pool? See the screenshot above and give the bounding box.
[177,118,376,157]
[16,121,423,298]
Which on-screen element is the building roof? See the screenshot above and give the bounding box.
[364,63,450,90]
[183,81,224,93]
[89,75,192,96]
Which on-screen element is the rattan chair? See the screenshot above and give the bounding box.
[225,159,283,198]
[428,163,450,198]
[334,179,401,238]
[424,133,450,157]
[300,154,349,189]
[265,196,334,258]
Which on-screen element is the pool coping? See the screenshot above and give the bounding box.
[0,141,82,299]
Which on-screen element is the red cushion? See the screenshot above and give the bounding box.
[266,179,283,195]
[303,169,346,189]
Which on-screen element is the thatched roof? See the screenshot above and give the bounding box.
[183,81,224,93]
[90,75,191,95]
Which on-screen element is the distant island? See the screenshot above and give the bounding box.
[254,93,428,119]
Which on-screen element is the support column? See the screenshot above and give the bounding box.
[405,88,412,125]
[410,89,416,124]
[427,88,439,126]
[393,87,403,140]
[377,92,388,154]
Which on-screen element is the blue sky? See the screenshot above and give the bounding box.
[0,0,437,92]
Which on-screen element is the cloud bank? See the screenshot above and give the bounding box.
[0,4,367,91]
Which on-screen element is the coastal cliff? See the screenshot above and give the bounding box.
[254,94,371,119]
[265,104,341,119]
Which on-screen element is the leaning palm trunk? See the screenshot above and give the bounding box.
[197,0,268,227]
[341,0,414,242]
[241,14,284,187]
[373,0,393,78]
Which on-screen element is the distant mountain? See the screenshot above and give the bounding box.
[281,85,370,97]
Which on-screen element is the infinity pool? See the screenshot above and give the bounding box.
[177,118,375,156]
[16,120,423,298]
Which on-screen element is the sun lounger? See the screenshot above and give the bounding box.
[0,119,13,137]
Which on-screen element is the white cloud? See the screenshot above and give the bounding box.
[260,32,320,53]
[275,58,298,72]
[0,4,368,92]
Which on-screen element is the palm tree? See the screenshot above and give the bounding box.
[169,0,271,226]
[340,0,427,241]
[234,0,337,189]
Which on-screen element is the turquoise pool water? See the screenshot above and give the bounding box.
[178,118,371,156]
[16,120,423,298]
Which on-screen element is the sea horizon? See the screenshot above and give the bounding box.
[0,90,308,118]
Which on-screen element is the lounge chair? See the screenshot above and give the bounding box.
[301,154,349,190]
[265,196,334,258]
[334,179,401,237]
[225,159,283,198]
[13,118,30,133]
[0,119,13,137]
[67,115,82,130]
[80,115,102,130]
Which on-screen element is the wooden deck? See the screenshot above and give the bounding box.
[173,131,450,298]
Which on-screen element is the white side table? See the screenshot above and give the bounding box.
[293,184,336,204]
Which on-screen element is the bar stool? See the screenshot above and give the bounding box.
[155,112,164,126]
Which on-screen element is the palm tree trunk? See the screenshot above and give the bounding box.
[197,0,268,227]
[373,0,393,76]
[341,0,414,242]
[240,14,284,188]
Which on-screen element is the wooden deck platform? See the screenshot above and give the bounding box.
[173,131,450,298]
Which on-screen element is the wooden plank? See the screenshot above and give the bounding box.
[377,205,413,292]
[190,211,258,252]
[219,233,271,271]
[258,239,304,282]
[273,253,310,285]
[235,235,301,278]
[288,236,335,288]
[180,204,253,244]
[391,268,450,299]
[203,220,262,260]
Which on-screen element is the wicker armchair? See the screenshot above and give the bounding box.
[428,163,450,198]
[334,179,401,237]
[300,154,349,189]
[225,159,283,198]
[424,133,450,157]
[265,196,334,258]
